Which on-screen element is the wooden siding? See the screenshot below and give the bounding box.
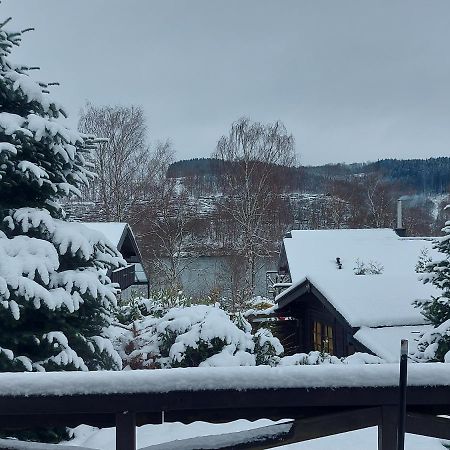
[276,289,365,357]
[111,265,135,291]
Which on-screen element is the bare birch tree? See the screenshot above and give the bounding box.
[78,103,167,223]
[364,173,400,228]
[213,117,296,309]
[144,179,194,290]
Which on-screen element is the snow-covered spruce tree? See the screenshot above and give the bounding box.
[0,19,124,372]
[415,205,450,362]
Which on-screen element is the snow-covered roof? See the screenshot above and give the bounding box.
[135,262,149,283]
[354,325,433,363]
[277,229,440,328]
[81,222,127,247]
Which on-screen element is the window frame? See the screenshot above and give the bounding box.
[312,319,334,354]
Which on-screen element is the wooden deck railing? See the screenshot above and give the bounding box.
[0,365,448,450]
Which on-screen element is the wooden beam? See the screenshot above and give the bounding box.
[0,413,114,430]
[139,421,293,450]
[240,407,381,450]
[378,406,397,450]
[406,413,450,440]
[147,408,381,450]
[1,386,448,418]
[116,411,136,450]
[0,385,448,444]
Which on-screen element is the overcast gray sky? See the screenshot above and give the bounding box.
[3,1,450,165]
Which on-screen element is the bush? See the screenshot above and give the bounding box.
[113,303,284,369]
[279,351,383,366]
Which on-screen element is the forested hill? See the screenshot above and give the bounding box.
[167,157,450,194]
[167,158,223,177]
[365,158,450,193]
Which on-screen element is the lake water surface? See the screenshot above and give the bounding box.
[154,256,277,299]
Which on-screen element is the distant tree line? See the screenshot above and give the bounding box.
[366,158,450,194]
[167,158,223,178]
[168,157,450,195]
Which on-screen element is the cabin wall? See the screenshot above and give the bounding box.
[114,230,149,296]
[277,293,358,358]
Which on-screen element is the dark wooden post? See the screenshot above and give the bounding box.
[397,339,408,450]
[378,406,397,450]
[116,411,136,450]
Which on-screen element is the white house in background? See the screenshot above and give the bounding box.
[270,228,440,362]
[82,222,150,298]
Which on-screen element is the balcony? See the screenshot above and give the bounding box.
[111,264,135,290]
[266,270,292,298]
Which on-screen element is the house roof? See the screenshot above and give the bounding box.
[82,222,128,248]
[353,325,433,363]
[276,228,440,328]
[80,222,149,287]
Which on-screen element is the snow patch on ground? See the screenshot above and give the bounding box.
[282,427,446,450]
[65,422,447,450]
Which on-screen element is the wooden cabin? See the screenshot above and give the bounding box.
[270,228,439,361]
[82,222,150,298]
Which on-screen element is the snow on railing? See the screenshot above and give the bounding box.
[0,364,448,397]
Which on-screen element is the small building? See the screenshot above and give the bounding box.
[82,222,150,298]
[270,228,440,361]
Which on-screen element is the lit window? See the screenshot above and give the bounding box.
[313,321,334,354]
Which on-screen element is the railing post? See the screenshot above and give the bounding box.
[378,406,397,450]
[116,410,136,450]
[397,339,408,450]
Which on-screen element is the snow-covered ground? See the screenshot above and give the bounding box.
[64,421,447,449]
[284,427,446,450]
[0,421,446,449]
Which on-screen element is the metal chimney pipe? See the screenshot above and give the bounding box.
[397,199,403,230]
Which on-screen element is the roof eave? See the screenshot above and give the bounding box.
[276,278,352,331]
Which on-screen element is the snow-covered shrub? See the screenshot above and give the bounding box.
[248,295,275,310]
[146,289,196,316]
[115,304,283,369]
[344,352,383,365]
[353,259,384,275]
[114,290,200,325]
[115,295,154,325]
[253,328,284,366]
[243,296,276,317]
[279,351,383,366]
[279,351,342,366]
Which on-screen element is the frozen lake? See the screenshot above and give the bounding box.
[152,256,277,299]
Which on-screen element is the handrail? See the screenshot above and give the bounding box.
[0,365,448,450]
[0,364,448,398]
